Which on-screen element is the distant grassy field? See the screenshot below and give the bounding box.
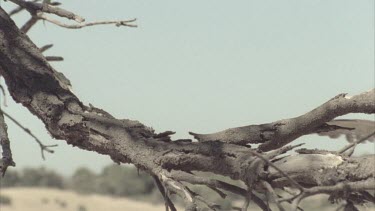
[0,188,374,211]
[0,188,180,211]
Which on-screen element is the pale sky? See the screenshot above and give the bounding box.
[2,0,374,175]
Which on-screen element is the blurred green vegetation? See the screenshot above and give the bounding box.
[0,165,238,208]
[0,164,156,198]
[0,167,64,189]
[0,194,12,205]
[95,164,155,196]
[2,165,373,210]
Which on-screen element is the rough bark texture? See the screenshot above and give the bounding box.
[0,6,267,181]
[0,5,374,210]
[269,154,375,188]
[190,92,375,151]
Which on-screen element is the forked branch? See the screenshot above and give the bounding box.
[0,109,57,160]
[0,4,374,211]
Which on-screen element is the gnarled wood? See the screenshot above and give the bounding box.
[0,5,374,210]
[190,91,375,151]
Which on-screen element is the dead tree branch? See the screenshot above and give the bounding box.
[317,119,375,143]
[0,109,57,160]
[8,0,137,29]
[0,109,15,176]
[9,0,84,22]
[153,175,177,211]
[190,90,374,151]
[8,0,60,16]
[36,12,137,29]
[39,44,53,52]
[0,5,374,210]
[338,130,375,154]
[45,56,64,61]
[20,16,38,33]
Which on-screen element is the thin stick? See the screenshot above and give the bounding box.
[20,16,38,33]
[40,44,53,52]
[152,175,177,211]
[45,56,64,61]
[37,12,137,29]
[241,190,252,211]
[338,130,375,154]
[250,149,304,191]
[0,84,7,107]
[0,110,15,176]
[0,108,57,160]
[262,181,286,211]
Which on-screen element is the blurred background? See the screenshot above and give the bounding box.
[3,165,374,211]
[0,0,374,210]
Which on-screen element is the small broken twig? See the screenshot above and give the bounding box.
[0,108,57,159]
[45,56,64,61]
[39,44,53,52]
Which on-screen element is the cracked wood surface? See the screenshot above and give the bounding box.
[0,5,374,210]
[190,91,375,151]
[1,4,374,184]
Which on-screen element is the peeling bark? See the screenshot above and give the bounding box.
[191,91,375,151]
[269,154,375,188]
[0,5,374,210]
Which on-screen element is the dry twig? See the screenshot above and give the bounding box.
[0,109,15,176]
[0,4,374,210]
[36,12,137,29]
[338,130,375,154]
[0,109,57,160]
[39,44,53,52]
[9,0,84,22]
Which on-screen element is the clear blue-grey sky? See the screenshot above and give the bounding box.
[2,0,374,175]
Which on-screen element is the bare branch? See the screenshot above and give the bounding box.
[306,178,375,194]
[241,190,252,211]
[9,4,28,16]
[168,170,269,211]
[338,130,375,154]
[152,175,177,211]
[0,109,57,160]
[8,0,39,16]
[8,0,137,31]
[168,171,227,198]
[36,12,137,29]
[290,179,375,211]
[9,0,84,22]
[0,84,7,107]
[160,173,198,210]
[0,109,15,176]
[8,0,137,32]
[39,44,64,62]
[45,56,64,61]
[269,154,375,190]
[317,119,375,143]
[8,0,60,16]
[20,16,38,33]
[262,181,286,211]
[250,145,305,191]
[190,90,375,151]
[0,6,373,210]
[39,44,53,52]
